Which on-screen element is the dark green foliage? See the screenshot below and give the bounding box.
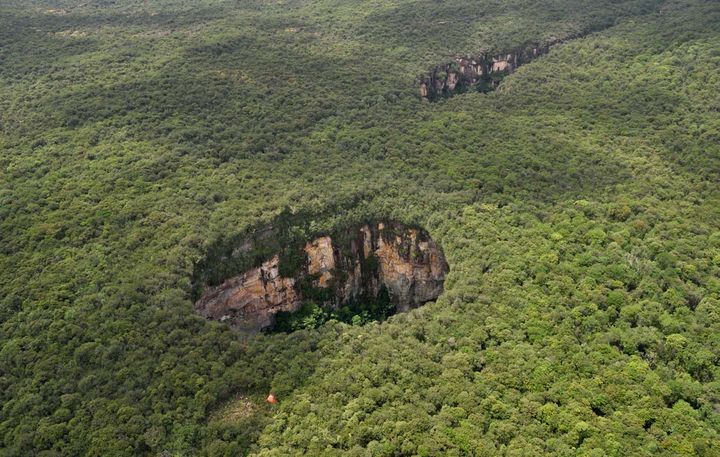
[271,287,395,333]
[363,253,380,276]
[1,0,719,455]
[271,302,330,333]
[295,276,336,304]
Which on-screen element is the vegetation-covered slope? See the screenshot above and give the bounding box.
[0,0,718,455]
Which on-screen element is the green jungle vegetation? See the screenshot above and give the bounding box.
[1,0,719,455]
[270,285,394,333]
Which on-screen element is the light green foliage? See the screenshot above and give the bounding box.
[0,0,719,455]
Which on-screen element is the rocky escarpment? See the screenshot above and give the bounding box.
[419,35,577,99]
[193,255,300,331]
[194,222,448,332]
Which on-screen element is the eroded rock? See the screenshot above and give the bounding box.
[194,255,300,331]
[194,222,448,332]
[418,36,579,99]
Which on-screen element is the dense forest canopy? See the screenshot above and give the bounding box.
[0,0,719,455]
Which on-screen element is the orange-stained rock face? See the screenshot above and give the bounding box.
[373,227,447,312]
[194,255,300,331]
[194,222,448,331]
[304,236,335,287]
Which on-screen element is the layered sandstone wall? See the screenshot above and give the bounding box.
[194,222,448,331]
[418,37,570,99]
[194,255,301,331]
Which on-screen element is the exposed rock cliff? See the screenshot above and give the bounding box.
[194,255,300,331]
[418,36,572,99]
[194,222,448,332]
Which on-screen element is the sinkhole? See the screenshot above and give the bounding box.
[192,220,448,333]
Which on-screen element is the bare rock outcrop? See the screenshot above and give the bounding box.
[418,36,577,99]
[194,222,448,331]
[194,255,301,331]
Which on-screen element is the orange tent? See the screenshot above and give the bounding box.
[266,394,278,404]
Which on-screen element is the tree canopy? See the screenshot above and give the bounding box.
[0,0,718,455]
